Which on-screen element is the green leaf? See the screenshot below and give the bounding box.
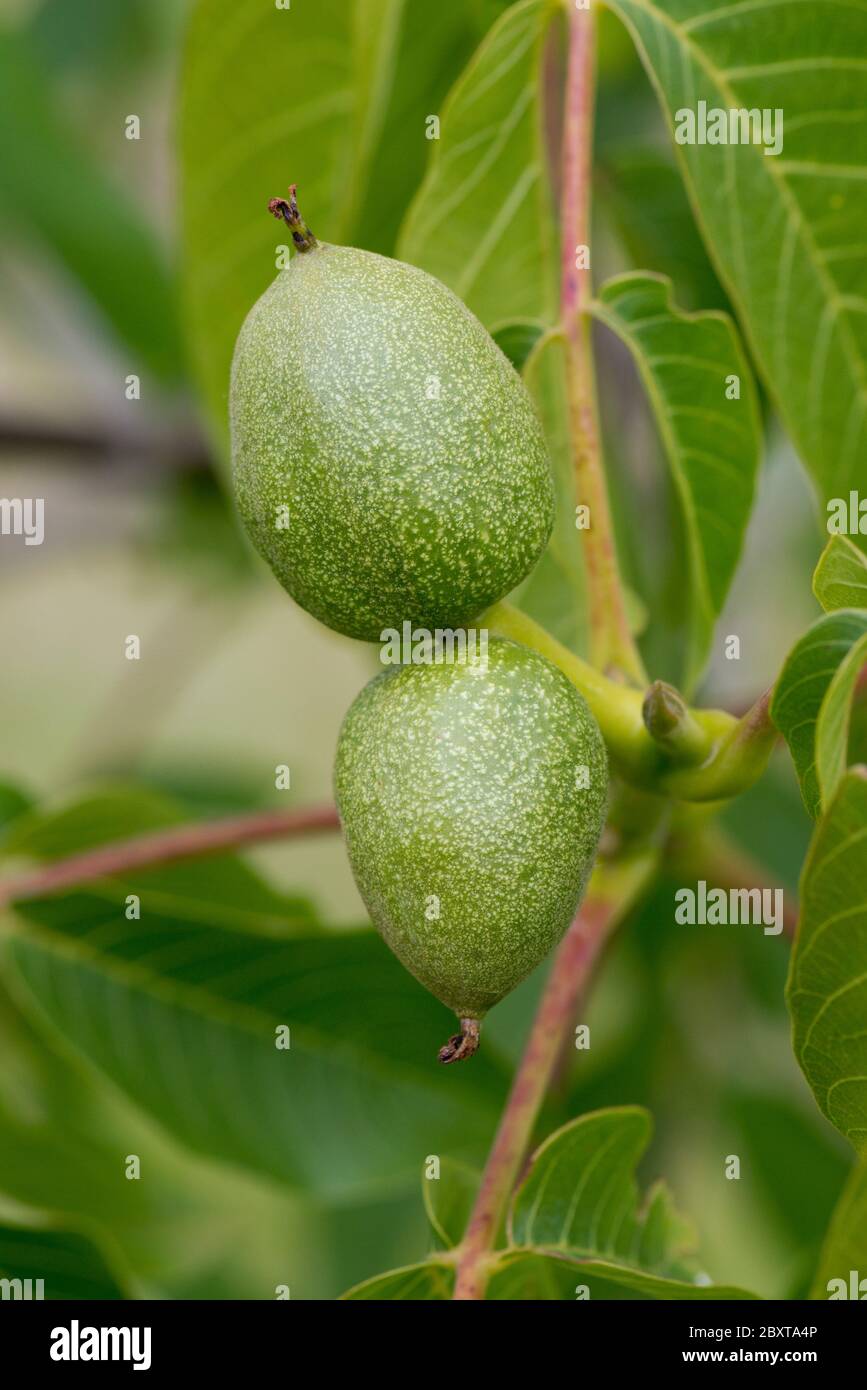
[788,768,867,1152]
[348,1108,760,1298]
[811,1157,867,1299]
[28,0,174,77]
[0,1221,127,1300]
[0,979,383,1301]
[510,1108,692,1273]
[398,0,560,330]
[350,1,515,254]
[492,318,547,373]
[0,783,32,839]
[597,147,728,313]
[814,537,867,613]
[720,1088,851,1266]
[0,979,136,1227]
[0,27,182,380]
[4,798,506,1198]
[341,1258,454,1300]
[771,611,867,817]
[591,272,760,690]
[514,330,651,653]
[2,785,192,859]
[179,0,501,442]
[181,0,354,438]
[486,1249,588,1298]
[516,331,590,653]
[603,0,867,501]
[7,918,504,1199]
[816,639,867,814]
[507,1107,758,1298]
[422,1157,480,1250]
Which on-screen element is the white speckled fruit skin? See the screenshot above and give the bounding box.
[230,243,554,640]
[334,639,608,1018]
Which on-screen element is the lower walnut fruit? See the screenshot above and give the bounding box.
[334,638,608,1061]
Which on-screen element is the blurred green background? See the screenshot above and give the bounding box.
[0,0,848,1299]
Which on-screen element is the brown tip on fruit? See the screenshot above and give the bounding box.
[267,183,318,253]
[438,1017,481,1065]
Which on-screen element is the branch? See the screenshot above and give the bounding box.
[0,803,340,909]
[0,416,210,470]
[451,851,655,1300]
[452,902,612,1299]
[560,3,645,684]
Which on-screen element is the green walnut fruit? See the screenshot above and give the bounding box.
[230,187,554,641]
[334,638,608,1062]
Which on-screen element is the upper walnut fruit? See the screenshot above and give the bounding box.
[230,189,554,640]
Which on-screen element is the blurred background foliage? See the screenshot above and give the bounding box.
[0,0,850,1299]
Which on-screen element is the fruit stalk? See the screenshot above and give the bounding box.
[487,601,777,800]
[560,2,645,685]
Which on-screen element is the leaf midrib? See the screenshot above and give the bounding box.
[13,878,321,938]
[5,916,483,1102]
[495,1244,747,1294]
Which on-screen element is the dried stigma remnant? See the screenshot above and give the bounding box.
[268,183,318,253]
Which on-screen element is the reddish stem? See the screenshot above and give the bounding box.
[451,896,615,1300]
[0,804,340,908]
[559,7,593,324]
[560,5,644,683]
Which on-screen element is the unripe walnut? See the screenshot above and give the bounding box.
[334,639,608,1061]
[230,191,554,640]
